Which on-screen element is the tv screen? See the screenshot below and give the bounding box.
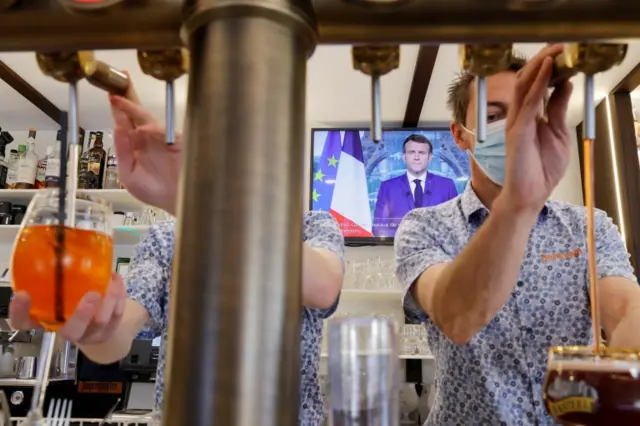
[309,128,471,243]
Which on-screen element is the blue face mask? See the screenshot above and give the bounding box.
[462,119,507,186]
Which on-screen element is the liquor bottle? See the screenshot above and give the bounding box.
[5,149,19,189]
[103,148,120,189]
[86,131,106,189]
[45,132,62,188]
[77,131,95,189]
[68,128,86,182]
[0,131,13,189]
[35,146,52,189]
[15,130,38,189]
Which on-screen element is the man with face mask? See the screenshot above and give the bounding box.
[394,45,640,425]
[373,134,458,237]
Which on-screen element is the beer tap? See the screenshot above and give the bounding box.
[352,45,400,143]
[549,43,628,88]
[36,51,94,225]
[137,49,190,145]
[547,43,627,349]
[548,44,627,148]
[459,45,513,145]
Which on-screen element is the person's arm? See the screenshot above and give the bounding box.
[591,210,640,342]
[79,222,173,364]
[302,211,345,313]
[78,300,149,364]
[398,195,537,344]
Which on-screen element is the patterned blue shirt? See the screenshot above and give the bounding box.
[395,184,637,426]
[125,211,344,426]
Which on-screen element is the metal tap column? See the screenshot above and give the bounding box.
[162,1,317,425]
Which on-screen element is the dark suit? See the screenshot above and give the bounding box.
[373,173,458,237]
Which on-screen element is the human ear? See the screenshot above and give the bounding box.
[450,122,471,151]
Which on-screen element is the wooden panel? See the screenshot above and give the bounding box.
[576,93,640,273]
[402,45,440,128]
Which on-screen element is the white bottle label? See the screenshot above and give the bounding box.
[45,158,61,181]
[16,161,36,184]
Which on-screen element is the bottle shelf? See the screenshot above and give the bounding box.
[0,224,150,245]
[0,189,146,212]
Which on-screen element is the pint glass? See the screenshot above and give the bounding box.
[11,189,113,330]
[543,346,640,425]
[328,316,400,426]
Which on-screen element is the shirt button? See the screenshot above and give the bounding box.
[517,280,524,287]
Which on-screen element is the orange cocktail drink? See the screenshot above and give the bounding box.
[11,189,113,330]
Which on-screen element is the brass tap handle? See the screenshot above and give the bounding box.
[549,43,628,87]
[36,51,129,95]
[459,44,513,77]
[137,48,190,82]
[36,51,94,84]
[83,60,129,96]
[137,49,190,145]
[352,45,400,143]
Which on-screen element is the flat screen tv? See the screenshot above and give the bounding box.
[309,128,471,244]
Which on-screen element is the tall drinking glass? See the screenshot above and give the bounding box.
[328,316,400,426]
[10,189,113,330]
[543,346,640,425]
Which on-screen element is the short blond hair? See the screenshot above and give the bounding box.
[446,52,529,125]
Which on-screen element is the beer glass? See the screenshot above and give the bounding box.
[11,189,113,330]
[328,316,400,426]
[543,346,640,425]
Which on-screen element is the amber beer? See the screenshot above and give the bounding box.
[12,225,113,330]
[543,347,640,425]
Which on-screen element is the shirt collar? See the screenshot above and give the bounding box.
[407,171,427,183]
[460,183,550,223]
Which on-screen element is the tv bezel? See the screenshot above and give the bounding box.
[308,126,455,246]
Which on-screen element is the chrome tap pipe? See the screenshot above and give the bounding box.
[162,1,315,425]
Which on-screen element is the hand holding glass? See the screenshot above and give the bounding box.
[10,189,113,331]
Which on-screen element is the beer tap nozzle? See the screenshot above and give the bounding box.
[584,74,595,141]
[352,45,400,143]
[35,51,92,224]
[459,44,513,145]
[137,48,190,145]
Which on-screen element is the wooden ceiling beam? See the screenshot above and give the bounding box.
[402,45,440,128]
[0,60,73,129]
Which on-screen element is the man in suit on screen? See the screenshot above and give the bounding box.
[373,134,458,237]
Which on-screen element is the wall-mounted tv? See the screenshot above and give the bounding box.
[309,128,471,244]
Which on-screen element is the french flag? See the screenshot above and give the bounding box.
[330,131,373,237]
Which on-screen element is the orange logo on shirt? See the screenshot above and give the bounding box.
[540,248,583,263]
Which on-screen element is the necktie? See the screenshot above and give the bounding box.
[414,179,423,208]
